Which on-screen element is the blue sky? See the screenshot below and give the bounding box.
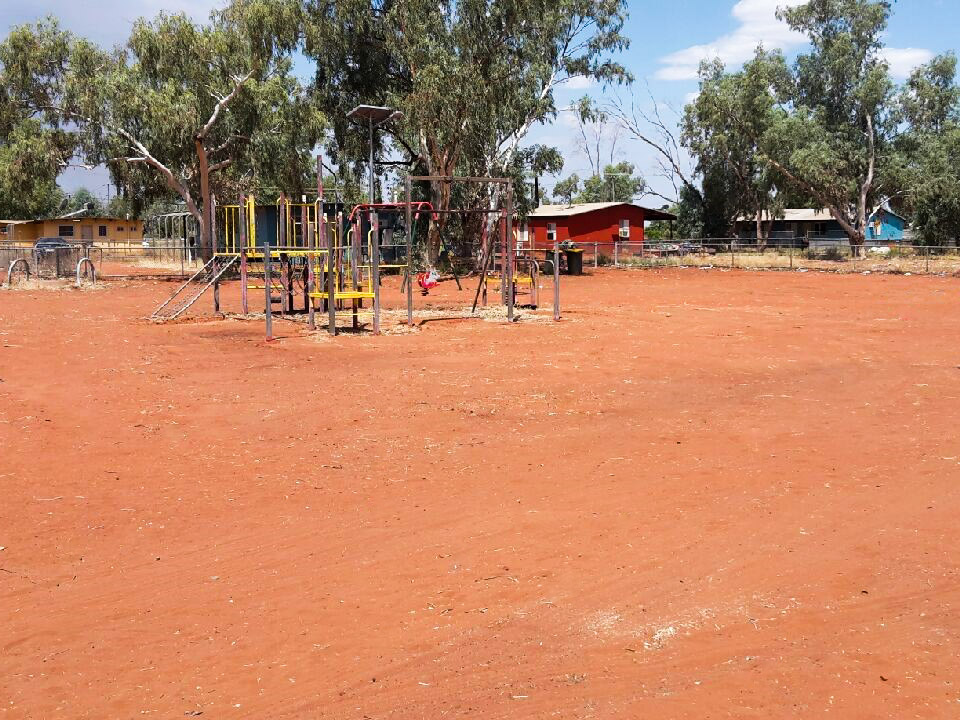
[5,0,958,202]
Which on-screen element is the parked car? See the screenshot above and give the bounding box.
[33,237,74,260]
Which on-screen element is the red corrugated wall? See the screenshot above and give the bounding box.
[526,205,646,249]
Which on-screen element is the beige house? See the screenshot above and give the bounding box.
[2,216,144,245]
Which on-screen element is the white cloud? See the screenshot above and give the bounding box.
[657,0,934,84]
[656,0,805,81]
[881,47,934,79]
[6,1,222,47]
[562,75,597,90]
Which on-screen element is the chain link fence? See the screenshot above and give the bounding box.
[540,239,960,276]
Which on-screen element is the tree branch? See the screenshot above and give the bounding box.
[199,70,254,140]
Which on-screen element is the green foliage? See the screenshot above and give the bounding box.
[508,144,564,214]
[904,116,960,246]
[892,54,960,245]
[683,49,791,240]
[553,175,580,205]
[0,118,68,218]
[576,162,645,203]
[2,4,324,257]
[678,0,905,244]
[897,53,960,133]
[0,18,78,218]
[303,0,630,263]
[65,187,104,214]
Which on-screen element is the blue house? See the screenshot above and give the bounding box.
[735,207,907,244]
[865,207,907,242]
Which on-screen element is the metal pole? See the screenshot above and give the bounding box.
[212,194,220,313]
[351,215,360,331]
[369,117,376,204]
[506,183,515,322]
[405,175,413,326]
[500,210,508,306]
[239,194,248,314]
[594,242,598,268]
[317,154,327,321]
[307,219,316,331]
[614,240,619,267]
[553,242,560,321]
[180,217,184,277]
[926,245,930,273]
[278,195,288,314]
[372,211,380,335]
[264,241,273,342]
[327,233,337,335]
[301,203,309,311]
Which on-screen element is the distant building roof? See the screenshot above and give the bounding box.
[530,202,677,221]
[1,216,140,224]
[737,207,907,223]
[51,216,141,223]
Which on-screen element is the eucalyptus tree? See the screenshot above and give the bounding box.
[576,162,645,203]
[303,0,630,264]
[90,2,320,260]
[896,54,960,245]
[683,50,792,246]
[759,0,897,247]
[552,175,580,205]
[0,18,81,218]
[5,1,322,260]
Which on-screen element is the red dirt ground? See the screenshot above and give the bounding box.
[2,268,959,718]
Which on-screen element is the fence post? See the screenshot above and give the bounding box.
[789,244,793,270]
[264,242,273,342]
[594,242,598,268]
[926,245,930,273]
[614,240,619,267]
[554,242,560,321]
[730,242,735,268]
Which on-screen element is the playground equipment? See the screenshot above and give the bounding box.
[149,159,561,333]
[403,175,525,324]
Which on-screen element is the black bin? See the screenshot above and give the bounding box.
[564,248,584,275]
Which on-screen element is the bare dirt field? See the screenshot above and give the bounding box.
[2,268,959,718]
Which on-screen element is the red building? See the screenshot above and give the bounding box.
[523,202,676,251]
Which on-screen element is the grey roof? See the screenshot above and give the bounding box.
[530,202,676,221]
[737,207,908,223]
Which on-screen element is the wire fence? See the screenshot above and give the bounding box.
[534,239,960,276]
[6,237,960,285]
[1,243,95,282]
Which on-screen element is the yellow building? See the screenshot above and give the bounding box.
[2,216,144,245]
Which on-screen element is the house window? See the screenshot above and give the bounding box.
[98,225,107,237]
[619,219,630,238]
[58,225,74,237]
[546,222,557,243]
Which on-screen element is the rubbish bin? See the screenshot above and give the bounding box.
[564,248,584,275]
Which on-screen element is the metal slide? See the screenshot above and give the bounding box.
[150,254,239,321]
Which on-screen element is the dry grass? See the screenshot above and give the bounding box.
[616,250,960,276]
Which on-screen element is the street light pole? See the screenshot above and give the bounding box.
[368,116,376,203]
